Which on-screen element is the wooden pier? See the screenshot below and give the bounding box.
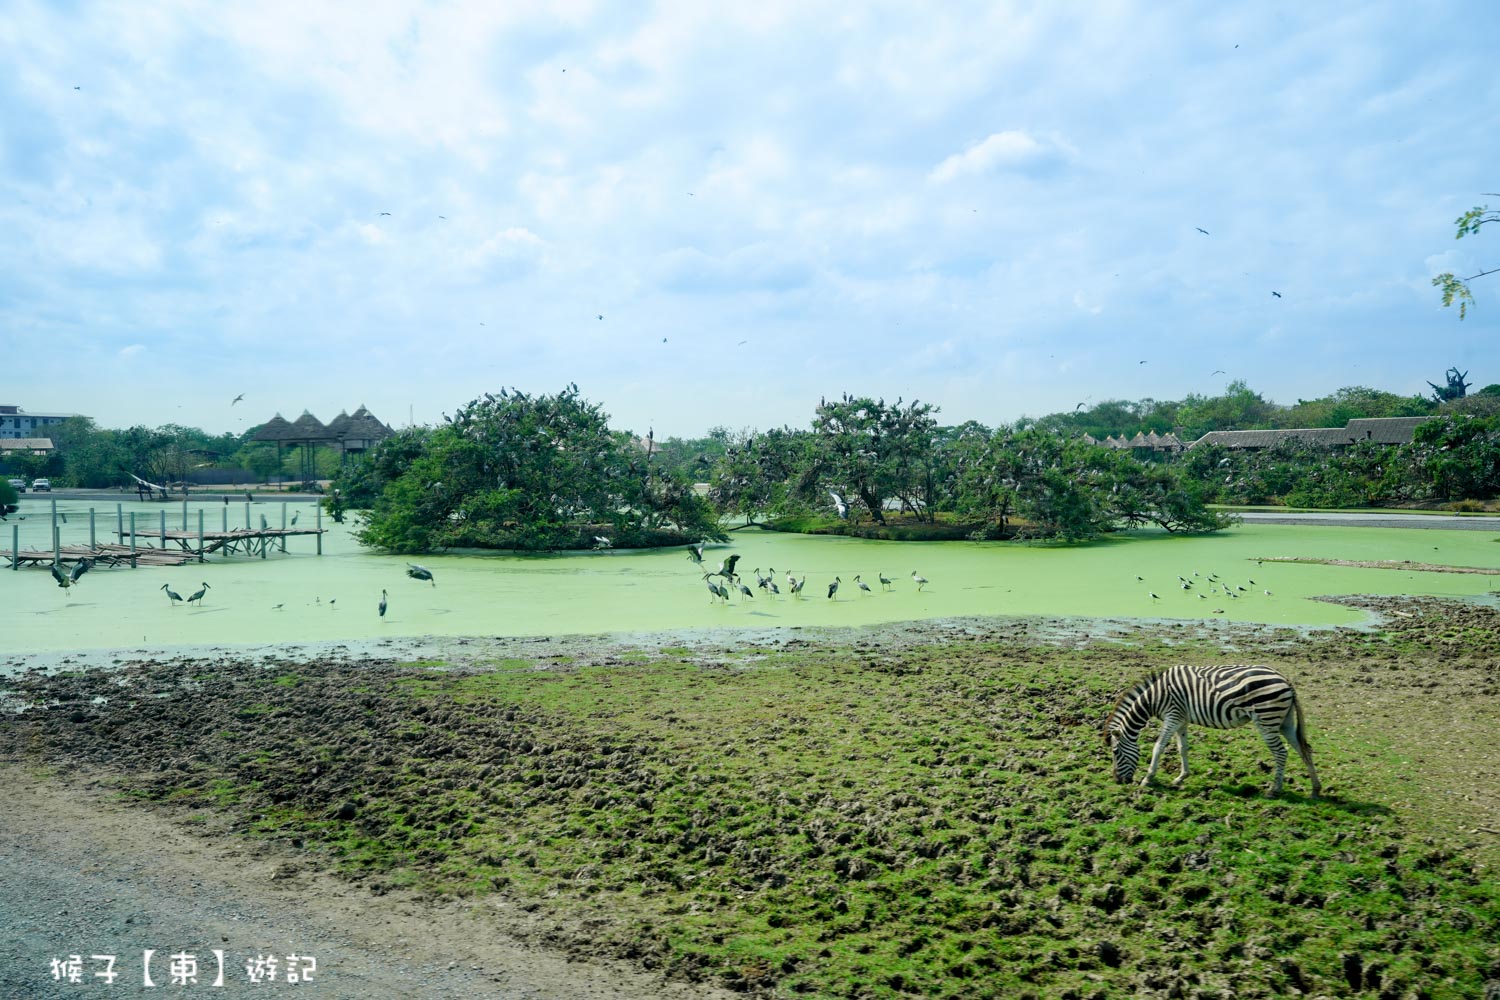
[8,543,197,569]
[113,526,328,558]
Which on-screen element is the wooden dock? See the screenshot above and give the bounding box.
[8,543,197,569]
[113,526,328,559]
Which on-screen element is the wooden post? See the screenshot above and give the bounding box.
[90,508,96,549]
[316,500,322,555]
[159,509,167,549]
[198,509,204,563]
[10,524,16,570]
[116,503,123,546]
[52,498,59,565]
[129,512,137,563]
[182,498,189,531]
[245,502,251,530]
[281,501,287,553]
[221,506,227,533]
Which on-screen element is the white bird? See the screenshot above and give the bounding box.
[911,571,928,591]
[790,576,806,598]
[592,535,612,549]
[687,543,705,564]
[829,491,849,518]
[855,575,872,594]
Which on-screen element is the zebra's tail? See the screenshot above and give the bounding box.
[1293,693,1311,753]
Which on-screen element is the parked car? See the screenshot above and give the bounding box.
[6,477,24,493]
[31,478,51,492]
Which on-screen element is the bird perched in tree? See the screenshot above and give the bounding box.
[855,575,872,594]
[911,571,928,591]
[161,583,183,605]
[187,582,211,606]
[406,563,436,586]
[379,589,388,618]
[827,576,841,600]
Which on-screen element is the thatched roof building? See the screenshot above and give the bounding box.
[251,413,299,443]
[1189,416,1435,451]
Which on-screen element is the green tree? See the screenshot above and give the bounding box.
[1433,199,1500,318]
[811,394,938,524]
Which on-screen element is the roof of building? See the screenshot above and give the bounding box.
[340,406,394,445]
[0,437,55,452]
[251,413,299,443]
[1344,416,1436,444]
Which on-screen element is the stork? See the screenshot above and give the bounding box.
[911,571,928,591]
[187,582,211,606]
[406,563,436,586]
[161,583,183,606]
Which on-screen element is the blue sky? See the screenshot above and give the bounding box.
[4,1,1496,438]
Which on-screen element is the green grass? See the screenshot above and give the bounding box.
[6,621,1494,999]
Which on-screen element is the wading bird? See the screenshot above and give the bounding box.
[827,576,841,600]
[69,558,92,585]
[379,589,388,617]
[290,511,299,526]
[49,562,72,590]
[593,535,612,550]
[911,571,928,591]
[702,573,728,603]
[737,581,755,599]
[790,576,806,598]
[855,575,872,594]
[829,491,849,519]
[716,554,741,582]
[687,542,704,564]
[187,582,211,606]
[161,583,183,606]
[406,563,436,586]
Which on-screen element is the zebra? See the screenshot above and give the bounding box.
[1103,664,1321,798]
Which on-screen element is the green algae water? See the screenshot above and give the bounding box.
[4,496,1497,657]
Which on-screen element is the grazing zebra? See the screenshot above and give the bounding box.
[1104,664,1321,798]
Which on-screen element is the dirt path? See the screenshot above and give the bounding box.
[0,768,734,1000]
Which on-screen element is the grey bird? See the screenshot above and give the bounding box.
[827,576,841,600]
[855,575,872,594]
[69,558,92,585]
[50,562,72,590]
[878,572,893,591]
[161,583,183,605]
[187,582,211,606]
[406,563,436,586]
[379,589,388,617]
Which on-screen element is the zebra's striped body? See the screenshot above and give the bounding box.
[1104,664,1320,798]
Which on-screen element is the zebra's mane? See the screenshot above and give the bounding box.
[1102,665,1178,738]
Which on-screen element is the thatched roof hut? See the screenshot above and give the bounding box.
[288,410,336,443]
[340,406,394,452]
[251,413,299,443]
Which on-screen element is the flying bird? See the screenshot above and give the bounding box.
[70,558,92,585]
[231,393,245,405]
[1195,227,1210,235]
[406,563,436,586]
[592,535,612,549]
[716,554,741,581]
[687,542,705,564]
[597,314,604,320]
[50,563,72,590]
[379,212,391,216]
[1271,291,1282,298]
[829,491,849,519]
[1210,370,1225,376]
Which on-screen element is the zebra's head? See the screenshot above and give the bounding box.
[1104,717,1139,784]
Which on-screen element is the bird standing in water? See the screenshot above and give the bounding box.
[187,582,211,606]
[379,589,388,618]
[161,583,183,606]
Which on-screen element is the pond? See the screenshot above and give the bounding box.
[3,494,1497,658]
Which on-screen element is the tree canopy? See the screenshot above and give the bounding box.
[1433,199,1500,319]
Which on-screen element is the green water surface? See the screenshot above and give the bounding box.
[3,496,1497,656]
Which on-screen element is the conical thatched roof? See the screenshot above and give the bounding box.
[325,410,352,438]
[251,413,299,443]
[342,405,394,447]
[1128,432,1148,447]
[287,410,336,442]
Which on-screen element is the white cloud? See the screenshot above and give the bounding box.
[117,344,145,359]
[929,130,1065,183]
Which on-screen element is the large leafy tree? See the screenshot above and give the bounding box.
[811,394,938,524]
[350,386,723,552]
[1433,199,1500,318]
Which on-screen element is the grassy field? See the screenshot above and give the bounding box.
[3,599,1498,998]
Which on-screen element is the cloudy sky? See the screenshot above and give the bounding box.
[4,1,1496,438]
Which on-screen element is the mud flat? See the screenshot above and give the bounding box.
[3,599,1498,998]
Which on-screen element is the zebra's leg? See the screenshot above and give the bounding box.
[1255,718,1290,797]
[1141,714,1180,787]
[1282,705,1322,798]
[1170,724,1190,787]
